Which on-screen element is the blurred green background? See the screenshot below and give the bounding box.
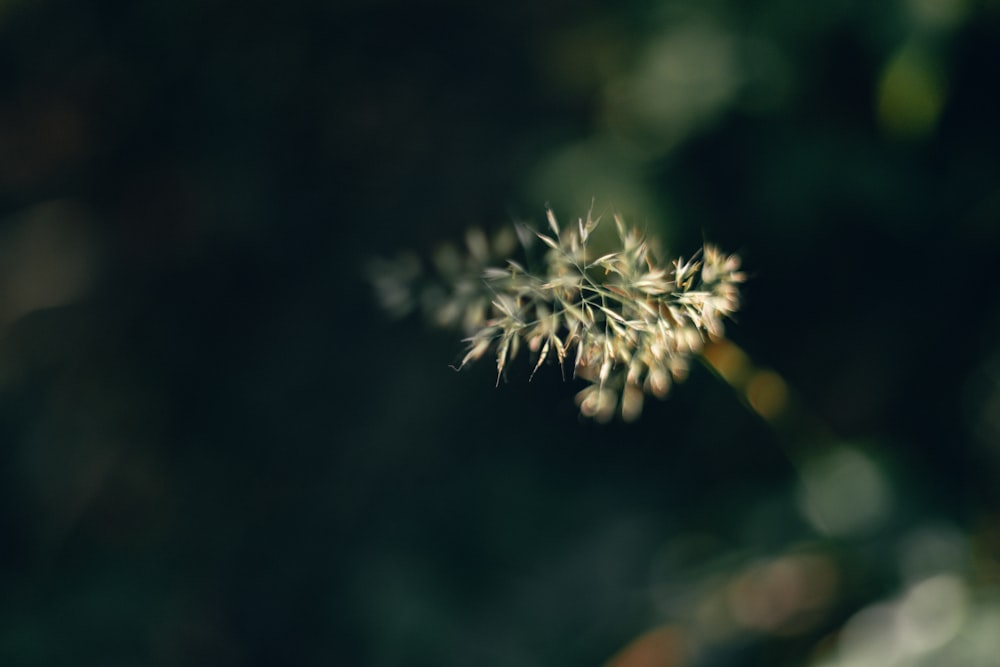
[2,0,1000,665]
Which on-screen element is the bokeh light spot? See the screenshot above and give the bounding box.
[897,574,967,654]
[745,369,788,422]
[877,44,945,139]
[798,446,891,537]
[702,339,752,387]
[906,0,970,31]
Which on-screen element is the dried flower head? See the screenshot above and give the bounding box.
[367,207,746,422]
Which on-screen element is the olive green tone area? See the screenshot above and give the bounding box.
[1,1,999,666]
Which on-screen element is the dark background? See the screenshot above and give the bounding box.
[2,1,999,665]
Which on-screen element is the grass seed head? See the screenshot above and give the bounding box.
[369,206,746,422]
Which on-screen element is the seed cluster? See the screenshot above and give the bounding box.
[369,208,745,422]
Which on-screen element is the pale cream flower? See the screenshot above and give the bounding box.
[369,207,745,422]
